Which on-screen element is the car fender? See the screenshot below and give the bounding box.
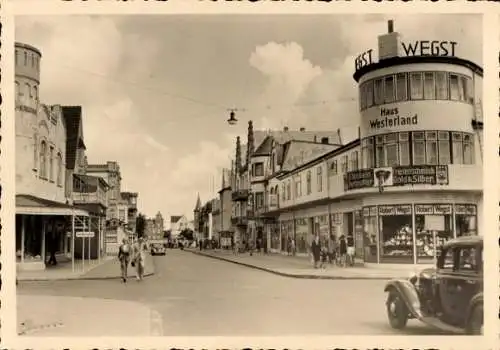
[464,292,483,325]
[384,279,423,319]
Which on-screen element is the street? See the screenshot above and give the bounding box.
[17,249,447,336]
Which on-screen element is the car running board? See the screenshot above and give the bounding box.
[419,316,466,334]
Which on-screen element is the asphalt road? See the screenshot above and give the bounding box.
[18,249,447,336]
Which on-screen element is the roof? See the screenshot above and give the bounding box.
[61,106,85,171]
[281,141,339,171]
[443,235,482,249]
[353,55,483,83]
[16,194,89,216]
[170,215,182,223]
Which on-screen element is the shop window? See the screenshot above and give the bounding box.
[410,72,424,100]
[450,74,460,101]
[286,181,291,200]
[452,132,463,164]
[415,204,453,262]
[295,218,308,254]
[384,75,395,103]
[399,132,410,166]
[366,80,374,108]
[374,79,384,105]
[341,155,348,173]
[463,133,474,164]
[438,131,451,164]
[384,133,399,166]
[412,131,426,165]
[425,131,438,165]
[379,205,414,261]
[423,72,436,100]
[455,204,477,237]
[316,167,323,192]
[395,73,407,102]
[306,171,312,194]
[435,72,449,100]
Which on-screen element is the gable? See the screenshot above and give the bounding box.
[281,142,338,171]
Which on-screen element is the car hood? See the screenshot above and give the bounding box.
[417,267,437,279]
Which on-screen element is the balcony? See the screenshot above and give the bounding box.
[231,216,248,226]
[72,191,107,208]
[232,189,250,201]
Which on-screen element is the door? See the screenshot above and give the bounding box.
[437,247,460,319]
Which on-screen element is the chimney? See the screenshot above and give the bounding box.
[299,127,306,132]
[378,20,401,61]
[337,128,343,145]
[283,126,289,132]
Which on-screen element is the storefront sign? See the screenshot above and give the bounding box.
[369,108,418,130]
[345,169,374,190]
[433,204,453,215]
[379,205,412,216]
[363,206,378,217]
[455,204,477,215]
[355,41,458,71]
[415,204,452,215]
[392,165,449,186]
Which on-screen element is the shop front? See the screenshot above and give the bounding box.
[362,200,478,264]
[279,219,293,254]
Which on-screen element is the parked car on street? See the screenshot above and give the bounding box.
[384,235,483,335]
[150,243,166,256]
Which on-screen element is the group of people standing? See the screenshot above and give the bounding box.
[310,234,355,269]
[117,237,148,283]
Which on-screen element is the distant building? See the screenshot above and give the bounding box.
[170,215,189,238]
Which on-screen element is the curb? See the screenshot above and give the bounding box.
[18,256,157,282]
[186,250,402,280]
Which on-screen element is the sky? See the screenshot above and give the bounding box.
[15,14,482,223]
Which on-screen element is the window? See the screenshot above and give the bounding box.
[374,79,384,105]
[458,76,466,102]
[440,248,456,270]
[15,50,18,65]
[395,73,407,102]
[24,51,27,65]
[450,74,460,101]
[384,75,395,103]
[39,141,47,179]
[457,247,479,272]
[33,86,38,101]
[281,184,286,202]
[286,181,291,200]
[341,155,348,173]
[423,72,436,100]
[317,167,323,192]
[49,146,54,181]
[15,81,20,103]
[350,151,359,171]
[329,159,338,175]
[33,133,38,170]
[384,133,399,166]
[410,72,423,100]
[435,72,448,100]
[359,84,366,110]
[31,54,35,68]
[399,132,410,166]
[425,131,438,165]
[465,77,474,103]
[452,132,463,164]
[253,162,264,177]
[361,138,374,169]
[57,153,63,186]
[375,136,384,167]
[438,131,451,164]
[24,83,30,102]
[412,132,426,165]
[255,192,264,209]
[306,171,312,195]
[366,80,374,107]
[463,133,474,164]
[294,177,301,197]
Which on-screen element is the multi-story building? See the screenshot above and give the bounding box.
[218,169,233,248]
[170,215,189,238]
[121,191,139,234]
[261,21,483,265]
[211,198,221,243]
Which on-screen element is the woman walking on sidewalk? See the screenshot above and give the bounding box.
[118,238,131,283]
[132,237,148,281]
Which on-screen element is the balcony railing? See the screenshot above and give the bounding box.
[73,191,107,207]
[232,189,250,201]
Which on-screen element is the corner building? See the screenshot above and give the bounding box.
[263,21,483,265]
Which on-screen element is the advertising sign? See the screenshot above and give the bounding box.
[344,165,449,191]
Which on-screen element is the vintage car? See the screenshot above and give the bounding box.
[384,235,483,335]
[150,243,166,256]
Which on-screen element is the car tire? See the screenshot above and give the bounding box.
[466,305,483,335]
[386,290,409,330]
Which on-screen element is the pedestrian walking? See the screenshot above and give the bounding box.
[327,236,335,265]
[132,237,148,281]
[290,238,296,256]
[339,235,347,267]
[346,233,355,267]
[118,238,131,283]
[311,235,321,269]
[320,242,329,269]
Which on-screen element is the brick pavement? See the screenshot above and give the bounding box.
[186,248,433,280]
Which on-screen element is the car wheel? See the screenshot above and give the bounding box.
[467,305,483,335]
[386,290,408,330]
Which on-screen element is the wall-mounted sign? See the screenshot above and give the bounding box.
[370,108,418,130]
[415,204,453,215]
[455,204,477,215]
[354,40,458,71]
[378,204,412,216]
[344,165,449,191]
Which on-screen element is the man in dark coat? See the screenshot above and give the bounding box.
[311,235,321,269]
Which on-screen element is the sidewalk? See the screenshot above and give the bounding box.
[186,248,433,280]
[17,294,163,336]
[17,254,155,281]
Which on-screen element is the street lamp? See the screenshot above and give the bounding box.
[226,108,246,126]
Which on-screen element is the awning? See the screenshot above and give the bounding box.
[16,194,89,216]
